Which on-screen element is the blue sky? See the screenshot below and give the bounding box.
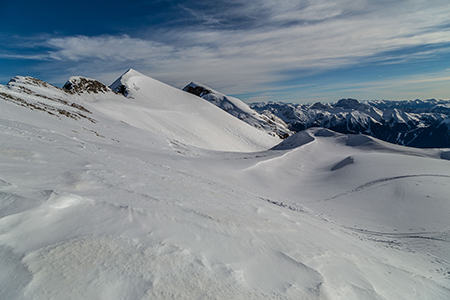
[1,0,450,103]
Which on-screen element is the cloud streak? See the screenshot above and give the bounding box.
[46,35,174,61]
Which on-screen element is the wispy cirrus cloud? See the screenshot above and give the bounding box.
[46,35,174,61]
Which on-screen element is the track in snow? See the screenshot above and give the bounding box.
[318,174,450,202]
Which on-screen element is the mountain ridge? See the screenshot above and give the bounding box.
[0,69,279,152]
[183,82,292,139]
[3,71,449,149]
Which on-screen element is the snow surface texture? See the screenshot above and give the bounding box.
[1,71,450,299]
[251,98,450,148]
[183,82,292,139]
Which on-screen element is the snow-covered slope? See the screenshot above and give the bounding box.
[0,76,98,123]
[251,98,450,148]
[0,70,279,153]
[1,73,450,299]
[183,82,292,139]
[101,69,278,152]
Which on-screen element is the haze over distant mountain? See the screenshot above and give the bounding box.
[1,70,449,299]
[251,98,450,148]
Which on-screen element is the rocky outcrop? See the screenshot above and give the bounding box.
[63,77,112,94]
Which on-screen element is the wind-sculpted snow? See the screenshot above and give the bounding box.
[271,131,315,150]
[330,156,354,171]
[251,98,450,148]
[1,71,450,299]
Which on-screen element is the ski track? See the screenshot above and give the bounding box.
[345,227,450,242]
[317,174,450,203]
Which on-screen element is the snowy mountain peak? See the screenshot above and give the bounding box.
[63,76,112,95]
[7,76,59,90]
[123,68,143,77]
[109,68,156,97]
[310,102,330,110]
[115,68,147,83]
[335,98,361,109]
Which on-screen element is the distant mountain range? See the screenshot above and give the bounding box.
[249,98,450,148]
[181,81,450,149]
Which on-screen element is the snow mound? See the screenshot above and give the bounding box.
[345,134,374,146]
[272,131,315,150]
[440,150,450,160]
[314,128,336,137]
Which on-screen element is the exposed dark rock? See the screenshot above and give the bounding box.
[63,77,111,94]
[183,83,212,97]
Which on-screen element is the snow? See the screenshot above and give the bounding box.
[1,72,450,299]
[182,81,292,138]
[104,69,280,152]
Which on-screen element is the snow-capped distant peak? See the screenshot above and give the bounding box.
[335,98,361,109]
[250,98,450,148]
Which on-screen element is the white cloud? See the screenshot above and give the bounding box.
[45,35,174,62]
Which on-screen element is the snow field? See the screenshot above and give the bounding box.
[0,71,449,299]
